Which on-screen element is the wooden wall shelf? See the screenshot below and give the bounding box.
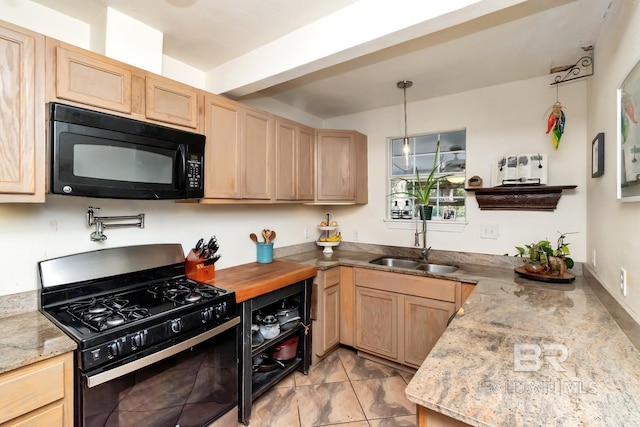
[465,185,577,211]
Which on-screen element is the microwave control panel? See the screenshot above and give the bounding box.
[187,155,203,189]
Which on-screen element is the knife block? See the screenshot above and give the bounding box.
[185,250,215,282]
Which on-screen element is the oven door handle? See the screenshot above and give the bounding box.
[86,316,240,388]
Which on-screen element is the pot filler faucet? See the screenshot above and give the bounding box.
[87,206,145,241]
[414,205,431,261]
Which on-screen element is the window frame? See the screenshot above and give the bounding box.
[387,129,467,222]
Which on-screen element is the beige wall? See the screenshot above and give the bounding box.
[324,74,588,262]
[586,0,640,323]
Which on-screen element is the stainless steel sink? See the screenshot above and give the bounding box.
[369,257,422,269]
[369,257,458,273]
[414,263,459,274]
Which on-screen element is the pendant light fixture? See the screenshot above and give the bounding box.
[397,80,413,169]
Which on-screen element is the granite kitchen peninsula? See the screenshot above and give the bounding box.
[280,244,640,427]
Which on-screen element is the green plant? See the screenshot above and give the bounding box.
[392,141,453,206]
[513,232,575,269]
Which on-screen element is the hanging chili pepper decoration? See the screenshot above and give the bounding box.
[546,101,565,150]
[621,91,637,144]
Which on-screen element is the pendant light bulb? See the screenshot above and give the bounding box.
[397,80,413,169]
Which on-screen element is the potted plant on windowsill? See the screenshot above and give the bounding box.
[392,141,453,220]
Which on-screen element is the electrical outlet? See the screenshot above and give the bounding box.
[304,226,310,239]
[620,267,628,297]
[353,230,360,241]
[592,248,596,267]
[480,224,498,239]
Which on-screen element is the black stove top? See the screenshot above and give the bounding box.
[61,277,226,333]
[38,244,237,371]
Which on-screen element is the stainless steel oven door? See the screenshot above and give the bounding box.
[80,317,239,427]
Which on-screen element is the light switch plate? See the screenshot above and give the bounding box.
[480,224,498,239]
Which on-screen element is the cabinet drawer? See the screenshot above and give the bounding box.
[355,268,457,302]
[0,355,67,424]
[321,268,340,289]
[4,402,64,427]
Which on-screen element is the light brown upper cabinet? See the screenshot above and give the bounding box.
[202,94,273,201]
[47,39,201,132]
[145,75,199,129]
[0,21,45,203]
[315,130,368,204]
[49,40,133,114]
[275,118,314,201]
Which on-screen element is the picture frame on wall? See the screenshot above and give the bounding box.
[592,132,604,178]
[618,57,640,201]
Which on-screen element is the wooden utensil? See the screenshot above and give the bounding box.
[269,230,276,242]
[250,233,258,244]
[262,229,270,243]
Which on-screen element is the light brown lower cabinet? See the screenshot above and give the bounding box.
[0,352,73,426]
[312,268,341,362]
[354,268,457,368]
[417,405,471,427]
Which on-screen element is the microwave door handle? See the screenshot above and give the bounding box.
[177,145,186,193]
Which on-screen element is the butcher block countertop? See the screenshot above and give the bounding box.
[205,260,317,303]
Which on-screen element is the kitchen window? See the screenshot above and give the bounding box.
[388,130,466,221]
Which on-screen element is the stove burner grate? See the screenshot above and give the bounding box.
[67,296,150,331]
[149,279,220,305]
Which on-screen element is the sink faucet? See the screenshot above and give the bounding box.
[414,206,431,261]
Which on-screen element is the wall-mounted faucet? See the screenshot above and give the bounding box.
[87,207,145,241]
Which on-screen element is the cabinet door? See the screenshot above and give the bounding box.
[242,108,272,199]
[321,284,341,352]
[316,130,367,203]
[0,23,45,202]
[297,125,315,201]
[145,75,199,129]
[275,119,297,200]
[339,266,355,346]
[275,119,314,201]
[54,44,132,114]
[403,296,455,368]
[203,95,241,198]
[316,131,357,201]
[355,287,397,360]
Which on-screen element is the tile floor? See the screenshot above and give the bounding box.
[241,346,417,427]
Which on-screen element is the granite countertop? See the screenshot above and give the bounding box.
[404,272,640,426]
[282,247,640,426]
[0,311,77,374]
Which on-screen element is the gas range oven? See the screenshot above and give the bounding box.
[39,244,239,427]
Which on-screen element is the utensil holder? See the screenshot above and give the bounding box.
[257,242,273,263]
[185,249,215,281]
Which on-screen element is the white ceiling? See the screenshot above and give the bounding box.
[32,0,614,119]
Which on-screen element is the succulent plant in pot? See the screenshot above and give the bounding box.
[392,141,453,220]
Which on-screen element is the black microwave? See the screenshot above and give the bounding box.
[49,103,205,200]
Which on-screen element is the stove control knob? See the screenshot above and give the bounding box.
[215,303,226,319]
[131,331,147,348]
[170,319,182,334]
[108,340,123,357]
[201,307,213,323]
